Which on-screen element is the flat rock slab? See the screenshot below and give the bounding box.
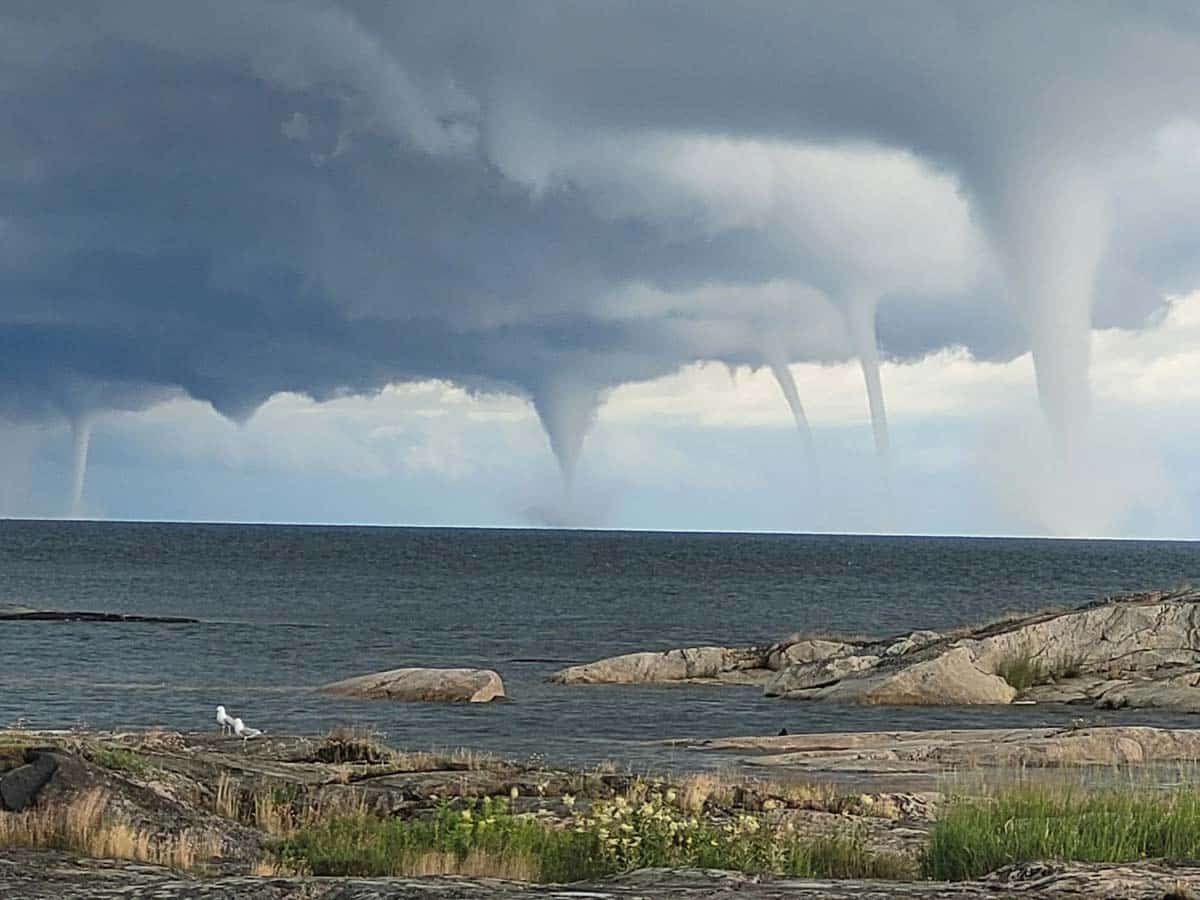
[671,725,1200,777]
[3,855,1200,899]
[322,667,507,702]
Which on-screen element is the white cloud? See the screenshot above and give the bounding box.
[1092,293,1200,410]
[489,118,990,298]
[35,291,1200,536]
[595,290,1200,432]
[109,382,540,482]
[598,348,1034,431]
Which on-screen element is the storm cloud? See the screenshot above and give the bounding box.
[4,1,1200,512]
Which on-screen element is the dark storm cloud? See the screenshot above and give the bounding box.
[4,0,1200,475]
[0,28,799,422]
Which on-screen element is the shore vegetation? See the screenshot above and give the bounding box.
[995,645,1087,691]
[6,726,1200,888]
[0,787,221,869]
[272,792,913,882]
[925,784,1200,880]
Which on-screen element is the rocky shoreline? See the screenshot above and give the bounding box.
[550,586,1200,712]
[8,587,1200,896]
[3,725,1200,897]
[13,586,1200,712]
[6,852,1200,899]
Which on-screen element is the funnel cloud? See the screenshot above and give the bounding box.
[3,2,1200,532]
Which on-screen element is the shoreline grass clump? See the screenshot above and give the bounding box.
[924,785,1200,880]
[995,645,1088,691]
[277,796,597,881]
[274,790,913,883]
[304,729,492,778]
[211,772,367,838]
[87,745,150,777]
[0,787,221,869]
[995,650,1048,691]
[312,726,395,765]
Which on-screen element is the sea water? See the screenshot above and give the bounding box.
[2,520,1198,769]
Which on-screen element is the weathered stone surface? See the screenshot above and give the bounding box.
[549,636,868,686]
[767,638,857,670]
[883,631,942,657]
[1001,667,1200,712]
[548,646,769,685]
[771,587,1200,708]
[1091,669,1200,712]
[3,854,1200,899]
[961,600,1200,677]
[554,588,1200,709]
[674,725,1200,776]
[0,750,58,810]
[322,667,507,702]
[786,648,1017,706]
[763,654,881,695]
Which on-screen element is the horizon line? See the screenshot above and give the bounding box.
[1,515,1197,544]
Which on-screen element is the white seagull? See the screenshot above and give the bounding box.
[233,716,264,743]
[216,705,236,735]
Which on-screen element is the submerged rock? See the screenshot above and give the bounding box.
[321,667,507,703]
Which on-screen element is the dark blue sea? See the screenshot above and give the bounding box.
[2,521,1200,770]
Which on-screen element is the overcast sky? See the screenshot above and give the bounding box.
[3,2,1200,537]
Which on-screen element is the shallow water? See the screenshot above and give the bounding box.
[2,520,1199,770]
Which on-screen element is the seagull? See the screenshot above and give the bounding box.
[233,717,264,743]
[216,705,236,735]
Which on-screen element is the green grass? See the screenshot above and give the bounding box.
[995,647,1087,691]
[278,797,602,881]
[88,746,150,777]
[924,786,1200,880]
[995,652,1047,691]
[275,794,913,883]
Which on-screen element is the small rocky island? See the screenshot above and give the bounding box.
[550,586,1200,711]
[321,667,508,703]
